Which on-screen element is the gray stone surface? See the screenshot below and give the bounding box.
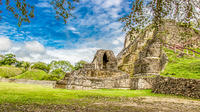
[152,76,200,99]
[130,77,155,90]
[92,49,118,70]
[55,69,131,90]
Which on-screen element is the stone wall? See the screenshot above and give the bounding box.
[152,76,200,99]
[55,74,131,90]
[130,77,155,90]
[0,78,56,88]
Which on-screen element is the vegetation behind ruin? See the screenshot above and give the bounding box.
[161,48,200,79]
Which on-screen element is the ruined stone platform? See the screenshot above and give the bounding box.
[55,69,131,90]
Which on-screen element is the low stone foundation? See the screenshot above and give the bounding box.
[55,69,158,90]
[152,76,200,99]
[0,78,56,88]
[66,75,130,90]
[55,69,131,90]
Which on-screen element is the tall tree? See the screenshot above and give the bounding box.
[120,0,200,35]
[49,60,74,73]
[0,0,79,26]
[31,62,50,73]
[2,53,17,65]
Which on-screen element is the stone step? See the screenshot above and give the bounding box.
[56,80,67,85]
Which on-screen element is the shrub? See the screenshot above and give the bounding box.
[0,65,23,78]
[31,62,50,73]
[74,60,88,70]
[49,60,74,72]
[44,68,65,81]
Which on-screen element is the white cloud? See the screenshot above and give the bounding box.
[0,0,129,65]
[35,2,52,8]
[104,22,122,31]
[25,41,45,53]
[0,37,12,51]
[67,26,80,35]
[46,47,98,64]
[102,0,122,8]
[0,35,125,65]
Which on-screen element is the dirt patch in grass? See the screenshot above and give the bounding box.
[1,97,199,112]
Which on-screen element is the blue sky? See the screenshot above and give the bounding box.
[0,0,132,64]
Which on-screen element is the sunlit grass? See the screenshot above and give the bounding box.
[161,48,200,79]
[0,82,192,105]
[13,69,49,80]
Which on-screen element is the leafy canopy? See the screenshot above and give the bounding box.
[120,0,200,32]
[0,0,79,26]
[0,54,17,65]
[31,62,50,73]
[49,60,74,73]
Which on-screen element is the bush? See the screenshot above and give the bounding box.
[44,69,65,81]
[49,60,74,72]
[0,65,23,78]
[1,54,17,65]
[74,60,88,70]
[31,62,50,73]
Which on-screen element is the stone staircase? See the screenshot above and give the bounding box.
[117,27,167,76]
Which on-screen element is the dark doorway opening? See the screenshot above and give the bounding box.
[103,53,109,69]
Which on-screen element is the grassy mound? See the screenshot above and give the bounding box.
[161,48,200,79]
[13,69,49,80]
[0,65,23,78]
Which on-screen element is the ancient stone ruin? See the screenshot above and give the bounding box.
[55,32,164,90]
[54,21,200,99]
[55,49,131,89]
[92,50,118,70]
[117,27,167,76]
[56,21,199,90]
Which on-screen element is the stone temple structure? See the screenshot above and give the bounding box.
[55,49,131,90]
[86,50,118,70]
[55,25,168,90]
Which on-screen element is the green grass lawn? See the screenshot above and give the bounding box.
[0,82,193,105]
[161,48,200,79]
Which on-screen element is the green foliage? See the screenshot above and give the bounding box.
[0,65,23,78]
[1,54,17,65]
[49,60,74,72]
[22,61,30,71]
[15,61,23,67]
[0,82,189,104]
[120,0,200,32]
[74,60,88,70]
[0,54,4,66]
[31,62,50,73]
[161,48,200,79]
[0,0,79,26]
[0,0,35,27]
[13,69,49,80]
[51,0,79,24]
[44,68,65,81]
[16,61,30,73]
